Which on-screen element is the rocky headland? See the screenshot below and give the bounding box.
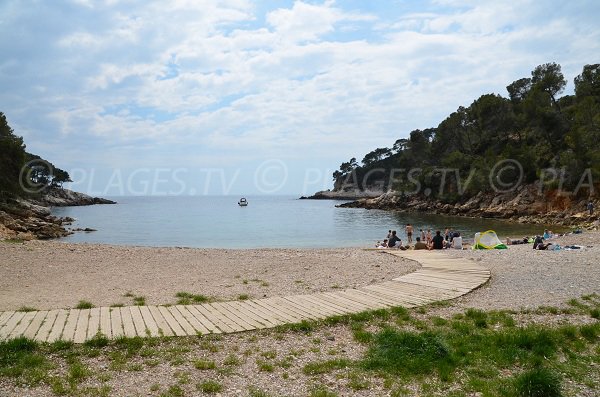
[0,189,115,240]
[313,184,599,228]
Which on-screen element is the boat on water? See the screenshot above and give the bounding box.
[238,198,248,206]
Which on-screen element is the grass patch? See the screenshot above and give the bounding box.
[17,306,38,312]
[514,367,562,397]
[0,337,49,384]
[237,294,250,301]
[132,296,146,306]
[75,300,94,309]
[175,291,211,305]
[193,359,216,370]
[160,384,184,397]
[361,328,453,378]
[197,380,223,393]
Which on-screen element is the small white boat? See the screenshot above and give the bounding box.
[238,197,248,206]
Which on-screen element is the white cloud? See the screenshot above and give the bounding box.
[1,0,599,193]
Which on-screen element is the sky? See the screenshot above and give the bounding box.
[1,0,599,196]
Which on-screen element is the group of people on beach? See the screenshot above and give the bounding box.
[375,224,463,250]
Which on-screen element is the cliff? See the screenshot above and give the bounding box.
[336,184,599,228]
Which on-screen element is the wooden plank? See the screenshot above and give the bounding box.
[190,305,231,333]
[148,306,174,337]
[406,272,481,287]
[320,292,373,311]
[280,296,331,318]
[355,288,418,307]
[47,309,68,342]
[174,306,210,335]
[164,306,196,335]
[334,291,388,310]
[383,280,456,297]
[87,308,101,340]
[294,295,347,316]
[158,306,187,336]
[231,301,283,327]
[368,283,440,302]
[343,289,398,307]
[251,298,305,323]
[246,299,298,323]
[35,310,58,342]
[0,311,15,328]
[250,299,303,323]
[209,302,255,331]
[398,276,471,292]
[270,297,319,320]
[185,305,221,334]
[139,306,161,337]
[362,285,433,305]
[61,310,81,342]
[73,309,90,343]
[186,305,223,334]
[200,303,247,332]
[110,307,124,338]
[99,307,112,338]
[129,306,147,337]
[218,301,265,329]
[8,311,37,339]
[0,312,25,340]
[120,307,137,338]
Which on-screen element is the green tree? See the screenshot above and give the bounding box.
[0,112,27,196]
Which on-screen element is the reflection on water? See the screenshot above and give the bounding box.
[51,195,559,248]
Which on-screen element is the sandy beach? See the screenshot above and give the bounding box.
[0,242,417,311]
[1,231,599,312]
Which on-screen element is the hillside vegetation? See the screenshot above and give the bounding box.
[333,63,600,203]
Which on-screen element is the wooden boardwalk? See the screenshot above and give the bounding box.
[0,251,489,343]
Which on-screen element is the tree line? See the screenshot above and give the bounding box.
[333,63,600,201]
[0,112,71,199]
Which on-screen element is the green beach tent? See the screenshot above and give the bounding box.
[473,230,507,250]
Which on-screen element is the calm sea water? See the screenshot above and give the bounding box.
[51,195,552,248]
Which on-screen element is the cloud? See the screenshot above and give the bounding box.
[1,0,599,193]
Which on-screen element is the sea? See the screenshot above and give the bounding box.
[51,195,552,249]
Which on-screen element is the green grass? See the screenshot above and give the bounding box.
[160,384,184,397]
[17,306,38,312]
[175,291,211,305]
[514,367,562,397]
[248,386,272,397]
[0,337,49,384]
[193,359,216,370]
[132,296,146,306]
[197,380,223,393]
[237,294,250,301]
[75,300,94,309]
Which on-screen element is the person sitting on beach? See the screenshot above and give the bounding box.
[543,229,554,240]
[414,237,428,250]
[431,230,445,250]
[451,232,463,249]
[444,228,450,241]
[376,240,388,248]
[388,231,401,248]
[387,229,392,239]
[533,235,552,250]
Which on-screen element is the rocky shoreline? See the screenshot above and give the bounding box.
[324,185,599,228]
[0,189,115,240]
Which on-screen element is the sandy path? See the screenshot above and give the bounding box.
[0,241,416,311]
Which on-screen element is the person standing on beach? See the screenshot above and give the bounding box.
[405,224,413,244]
[426,229,432,245]
[588,201,594,215]
[420,229,426,241]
